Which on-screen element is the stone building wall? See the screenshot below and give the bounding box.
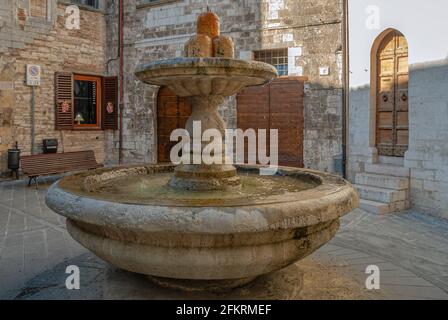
[405,60,448,218]
[119,0,344,171]
[0,0,117,173]
[347,0,448,219]
[348,60,448,219]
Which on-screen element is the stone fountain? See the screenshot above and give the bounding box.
[46,10,358,293]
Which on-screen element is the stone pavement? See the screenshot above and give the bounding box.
[0,177,447,299]
[0,176,86,299]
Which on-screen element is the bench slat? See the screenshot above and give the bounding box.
[21,150,102,177]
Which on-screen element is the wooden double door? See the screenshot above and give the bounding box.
[236,77,304,167]
[157,87,192,163]
[376,31,409,157]
[157,77,305,167]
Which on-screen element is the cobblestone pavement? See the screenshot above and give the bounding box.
[0,177,447,299]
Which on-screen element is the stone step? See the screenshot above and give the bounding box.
[359,199,410,215]
[379,156,404,166]
[389,200,410,213]
[364,163,410,178]
[359,199,390,215]
[354,184,407,203]
[355,173,409,190]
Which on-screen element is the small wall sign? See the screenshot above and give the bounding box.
[26,64,41,86]
[319,66,330,76]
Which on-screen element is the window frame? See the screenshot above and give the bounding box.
[73,74,102,130]
[136,0,182,9]
[253,48,289,76]
[69,0,99,9]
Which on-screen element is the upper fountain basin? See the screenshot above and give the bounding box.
[135,57,278,97]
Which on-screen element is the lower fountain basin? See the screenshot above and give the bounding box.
[45,164,358,287]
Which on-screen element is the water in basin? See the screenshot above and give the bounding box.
[70,171,320,207]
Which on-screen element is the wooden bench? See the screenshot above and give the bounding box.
[21,150,103,188]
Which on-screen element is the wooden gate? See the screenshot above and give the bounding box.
[376,31,409,157]
[237,77,304,167]
[157,87,191,163]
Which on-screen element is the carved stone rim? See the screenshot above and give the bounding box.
[45,164,359,234]
[135,57,278,84]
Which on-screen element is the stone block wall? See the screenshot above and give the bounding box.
[405,60,448,218]
[118,0,344,171]
[346,85,371,182]
[0,1,115,173]
[348,59,448,219]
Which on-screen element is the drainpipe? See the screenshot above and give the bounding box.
[118,0,124,164]
[342,0,349,178]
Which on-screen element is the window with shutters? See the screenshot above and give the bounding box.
[55,72,118,131]
[73,75,101,129]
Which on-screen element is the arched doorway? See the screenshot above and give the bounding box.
[373,29,409,157]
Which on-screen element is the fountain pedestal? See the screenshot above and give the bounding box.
[168,94,241,191]
[135,57,279,192]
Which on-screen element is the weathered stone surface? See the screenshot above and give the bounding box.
[359,199,390,215]
[135,57,277,97]
[45,164,358,285]
[355,184,407,203]
[135,57,277,190]
[113,0,343,171]
[356,173,409,190]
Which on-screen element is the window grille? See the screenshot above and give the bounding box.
[254,49,288,76]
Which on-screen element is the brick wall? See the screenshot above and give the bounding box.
[0,1,112,173]
[30,0,48,18]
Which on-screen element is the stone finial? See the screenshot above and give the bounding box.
[184,10,234,59]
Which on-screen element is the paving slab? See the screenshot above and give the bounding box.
[0,177,447,300]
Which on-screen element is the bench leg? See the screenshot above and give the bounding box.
[28,176,39,189]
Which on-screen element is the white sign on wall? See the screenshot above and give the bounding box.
[319,66,330,76]
[26,64,41,86]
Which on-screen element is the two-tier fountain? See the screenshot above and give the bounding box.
[46,10,358,293]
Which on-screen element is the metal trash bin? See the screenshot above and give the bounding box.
[43,139,58,154]
[8,142,20,179]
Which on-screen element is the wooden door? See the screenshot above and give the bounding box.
[376,31,409,157]
[237,77,304,167]
[236,84,270,164]
[157,87,191,163]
